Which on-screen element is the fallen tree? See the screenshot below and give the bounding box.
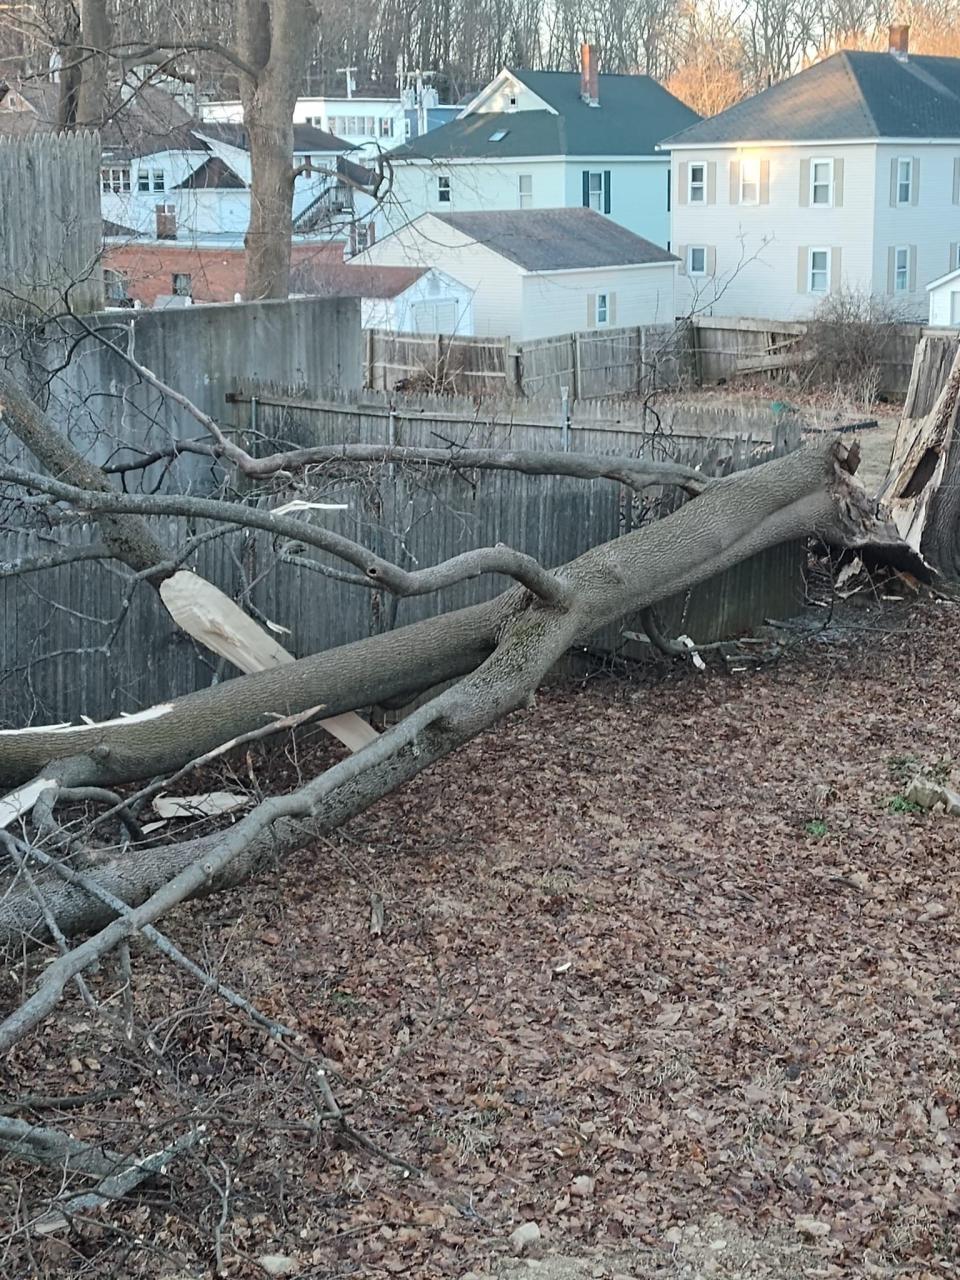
[0,434,927,962]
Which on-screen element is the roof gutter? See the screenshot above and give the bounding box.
[520,260,677,277]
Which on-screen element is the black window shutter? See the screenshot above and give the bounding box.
[603,170,611,214]
[582,170,590,207]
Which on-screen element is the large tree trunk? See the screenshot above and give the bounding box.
[237,0,319,300]
[0,438,925,948]
[76,0,113,127]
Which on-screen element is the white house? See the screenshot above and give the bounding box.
[665,25,960,322]
[927,267,960,326]
[200,82,458,158]
[378,46,699,249]
[352,207,677,339]
[290,261,474,333]
[100,118,350,244]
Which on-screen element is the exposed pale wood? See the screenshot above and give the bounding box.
[159,570,378,752]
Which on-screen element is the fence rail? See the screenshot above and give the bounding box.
[0,132,103,320]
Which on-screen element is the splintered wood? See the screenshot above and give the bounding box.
[878,337,960,557]
[159,571,379,752]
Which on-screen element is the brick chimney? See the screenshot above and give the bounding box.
[580,43,599,107]
[889,23,909,58]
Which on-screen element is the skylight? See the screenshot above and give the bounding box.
[489,130,509,141]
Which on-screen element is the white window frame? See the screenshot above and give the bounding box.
[896,157,913,205]
[740,157,760,205]
[379,117,393,138]
[809,247,830,294]
[171,272,192,297]
[586,171,603,212]
[688,246,707,276]
[894,245,910,293]
[688,163,705,204]
[810,158,833,207]
[595,293,609,326]
[518,173,532,208]
[100,165,131,194]
[437,175,451,204]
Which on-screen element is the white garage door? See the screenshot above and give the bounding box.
[412,299,459,334]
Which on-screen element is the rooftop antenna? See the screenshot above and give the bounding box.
[337,66,358,98]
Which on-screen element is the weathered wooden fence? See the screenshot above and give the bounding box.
[0,419,803,724]
[692,315,925,396]
[0,132,103,320]
[364,323,694,399]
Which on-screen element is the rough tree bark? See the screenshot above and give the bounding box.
[76,0,113,127]
[0,438,927,949]
[235,0,321,300]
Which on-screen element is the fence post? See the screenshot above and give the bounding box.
[570,334,580,402]
[560,386,571,451]
[365,328,375,388]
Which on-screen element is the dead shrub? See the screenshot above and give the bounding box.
[803,288,907,406]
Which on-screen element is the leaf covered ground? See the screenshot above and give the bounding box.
[2,601,959,1279]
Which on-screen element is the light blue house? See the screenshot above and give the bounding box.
[379,46,700,250]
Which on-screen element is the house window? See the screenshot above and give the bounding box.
[688,246,707,275]
[809,248,830,293]
[811,159,833,206]
[894,246,910,292]
[379,118,393,137]
[171,272,192,297]
[437,175,451,204]
[508,94,518,109]
[518,174,532,208]
[585,171,603,212]
[740,157,760,205]
[897,157,912,205]
[596,293,609,326]
[404,118,412,138]
[137,169,165,193]
[100,166,130,194]
[689,163,705,203]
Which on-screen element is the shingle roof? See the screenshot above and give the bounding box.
[396,69,699,160]
[290,262,427,298]
[197,121,346,153]
[666,50,960,146]
[431,208,676,270]
[175,156,246,190]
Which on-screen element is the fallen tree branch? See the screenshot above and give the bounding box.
[0,466,571,608]
[0,439,930,955]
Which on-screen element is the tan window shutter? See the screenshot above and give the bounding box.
[830,247,841,293]
[706,246,716,274]
[799,158,810,207]
[729,159,740,204]
[759,159,770,204]
[887,245,896,293]
[707,161,717,204]
[677,244,688,275]
[911,156,920,205]
[953,157,960,204]
[797,246,808,292]
[889,157,898,206]
[608,292,617,325]
[677,161,688,205]
[587,293,596,326]
[909,245,917,292]
[833,158,844,208]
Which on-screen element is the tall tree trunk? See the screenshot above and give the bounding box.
[77,0,112,127]
[237,0,319,300]
[56,3,82,129]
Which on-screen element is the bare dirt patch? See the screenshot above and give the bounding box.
[3,603,959,1278]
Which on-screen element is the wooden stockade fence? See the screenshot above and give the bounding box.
[0,402,803,724]
[364,323,692,400]
[0,132,103,320]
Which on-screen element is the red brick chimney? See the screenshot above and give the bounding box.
[889,23,909,58]
[580,43,599,107]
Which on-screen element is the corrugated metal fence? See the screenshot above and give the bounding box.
[0,383,804,725]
